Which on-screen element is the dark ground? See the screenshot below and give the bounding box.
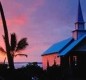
[0,63,85,80]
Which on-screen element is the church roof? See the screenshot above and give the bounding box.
[42,37,73,56]
[59,35,86,56]
[42,35,86,56]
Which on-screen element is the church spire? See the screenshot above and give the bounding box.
[75,0,85,30]
[76,0,84,23]
[72,0,86,40]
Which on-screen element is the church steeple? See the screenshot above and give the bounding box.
[77,0,84,22]
[75,0,85,30]
[72,0,86,40]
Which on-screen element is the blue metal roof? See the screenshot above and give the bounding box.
[59,35,86,56]
[42,35,86,56]
[42,37,73,55]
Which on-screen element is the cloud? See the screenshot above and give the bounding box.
[0,0,45,27]
[6,16,27,27]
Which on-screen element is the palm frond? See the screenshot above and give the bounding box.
[14,53,28,58]
[10,33,17,51]
[16,38,28,51]
[0,47,6,54]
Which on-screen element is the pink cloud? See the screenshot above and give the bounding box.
[6,16,27,27]
[0,15,28,35]
[0,0,45,27]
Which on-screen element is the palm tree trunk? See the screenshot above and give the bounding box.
[0,2,14,69]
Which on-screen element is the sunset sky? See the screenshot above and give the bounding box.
[0,0,86,62]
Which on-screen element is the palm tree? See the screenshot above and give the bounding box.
[10,33,28,59]
[0,2,28,69]
[0,1,14,69]
[0,33,28,65]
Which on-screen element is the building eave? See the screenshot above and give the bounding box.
[41,52,58,56]
[59,35,86,56]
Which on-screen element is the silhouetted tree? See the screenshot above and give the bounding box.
[0,1,14,69]
[10,33,28,59]
[0,33,28,65]
[46,65,62,80]
[0,2,28,69]
[26,63,43,79]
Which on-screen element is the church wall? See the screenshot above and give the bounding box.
[75,44,86,51]
[42,53,60,70]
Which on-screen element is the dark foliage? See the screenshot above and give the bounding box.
[0,63,43,80]
[0,63,85,80]
[46,65,62,80]
[16,38,28,51]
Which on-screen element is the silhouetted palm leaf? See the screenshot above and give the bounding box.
[14,53,28,57]
[16,38,28,51]
[10,33,17,51]
[0,46,6,53]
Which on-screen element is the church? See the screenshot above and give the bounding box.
[42,0,86,70]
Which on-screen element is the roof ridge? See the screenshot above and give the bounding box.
[59,35,86,56]
[59,38,74,53]
[42,37,73,56]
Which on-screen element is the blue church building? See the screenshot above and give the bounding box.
[42,0,86,72]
